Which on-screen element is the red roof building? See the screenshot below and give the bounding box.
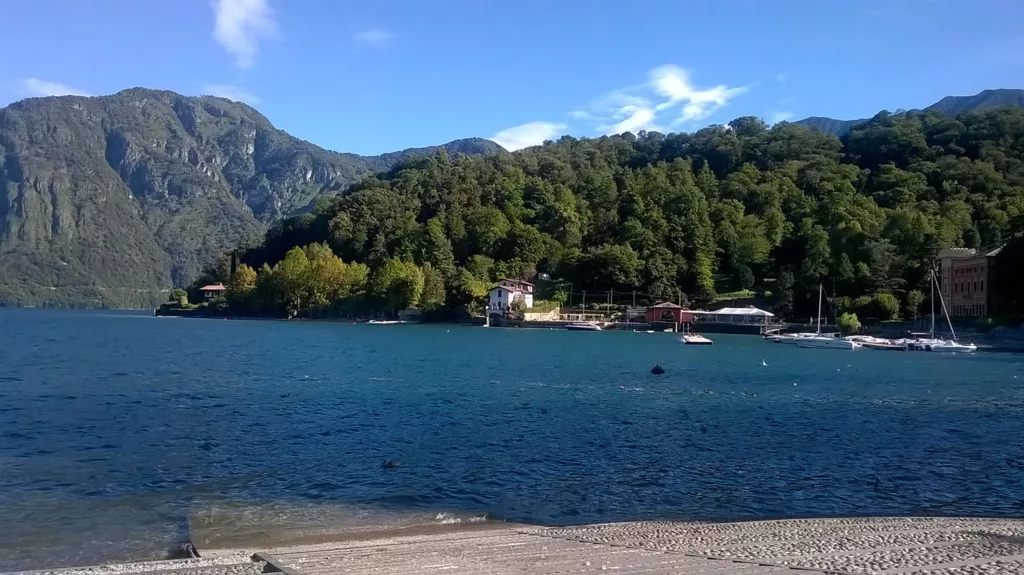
[199,283,227,300]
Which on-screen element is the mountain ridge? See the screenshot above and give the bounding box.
[0,88,502,307]
[794,88,1024,136]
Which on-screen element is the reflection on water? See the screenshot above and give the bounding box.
[1,309,1022,570]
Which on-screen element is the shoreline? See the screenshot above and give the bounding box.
[8,517,1024,575]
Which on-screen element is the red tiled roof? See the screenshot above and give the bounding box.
[200,284,227,291]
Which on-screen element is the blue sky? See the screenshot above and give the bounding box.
[3,0,1023,155]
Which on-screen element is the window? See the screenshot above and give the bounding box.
[974,281,977,292]
[981,280,984,291]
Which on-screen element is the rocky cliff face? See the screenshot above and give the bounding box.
[0,88,501,307]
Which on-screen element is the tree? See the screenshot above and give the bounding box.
[838,312,861,334]
[772,270,795,316]
[906,289,924,320]
[420,263,446,311]
[509,298,526,320]
[168,288,188,307]
[274,247,310,317]
[874,292,901,321]
[371,259,424,314]
[227,264,257,310]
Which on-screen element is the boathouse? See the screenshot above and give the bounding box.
[645,302,694,325]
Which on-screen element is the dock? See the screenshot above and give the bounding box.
[7,517,1023,575]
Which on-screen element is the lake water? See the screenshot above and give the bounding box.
[1,309,1023,570]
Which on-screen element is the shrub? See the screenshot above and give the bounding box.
[838,312,861,334]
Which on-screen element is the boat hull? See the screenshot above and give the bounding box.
[798,337,861,350]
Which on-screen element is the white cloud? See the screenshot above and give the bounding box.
[565,65,748,137]
[775,73,786,83]
[212,0,277,69]
[201,83,261,104]
[491,122,567,151]
[648,65,748,125]
[21,78,91,97]
[598,105,659,135]
[353,28,393,48]
[769,111,794,124]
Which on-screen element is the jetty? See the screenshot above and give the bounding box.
[8,517,1023,575]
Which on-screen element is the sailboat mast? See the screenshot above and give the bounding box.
[930,267,935,338]
[933,268,959,342]
[817,284,823,335]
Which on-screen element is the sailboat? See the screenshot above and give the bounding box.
[906,269,976,353]
[798,284,862,350]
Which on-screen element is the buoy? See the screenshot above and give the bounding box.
[650,364,665,375]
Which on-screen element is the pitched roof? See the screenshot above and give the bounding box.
[200,284,227,291]
[499,278,534,286]
[648,301,683,309]
[713,306,774,317]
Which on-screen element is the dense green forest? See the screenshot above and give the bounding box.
[197,107,1024,321]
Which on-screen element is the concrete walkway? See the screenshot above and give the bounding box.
[7,518,1024,575]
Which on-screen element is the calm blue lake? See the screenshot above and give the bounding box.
[1,309,1022,570]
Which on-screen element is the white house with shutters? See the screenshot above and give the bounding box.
[487,279,535,312]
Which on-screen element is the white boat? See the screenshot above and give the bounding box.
[367,319,403,325]
[565,322,602,331]
[846,335,907,351]
[775,332,829,344]
[681,333,713,345]
[906,269,976,353]
[800,336,861,350]
[798,285,861,350]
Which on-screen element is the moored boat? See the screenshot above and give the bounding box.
[846,335,907,351]
[796,284,862,350]
[566,322,602,331]
[682,333,713,345]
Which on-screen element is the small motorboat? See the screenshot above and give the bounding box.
[650,364,665,374]
[681,333,713,345]
[566,322,602,331]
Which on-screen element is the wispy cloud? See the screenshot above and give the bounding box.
[21,78,91,97]
[353,28,393,49]
[491,122,567,151]
[212,0,277,69]
[489,65,747,148]
[649,66,749,125]
[575,65,748,135]
[201,83,261,104]
[775,73,786,83]
[769,111,794,124]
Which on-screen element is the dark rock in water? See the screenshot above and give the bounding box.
[170,541,200,559]
[650,364,665,375]
[382,460,400,469]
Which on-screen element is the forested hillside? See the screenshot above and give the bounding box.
[223,107,1024,320]
[0,88,500,307]
[795,88,1024,136]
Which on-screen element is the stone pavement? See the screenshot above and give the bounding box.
[7,517,1024,575]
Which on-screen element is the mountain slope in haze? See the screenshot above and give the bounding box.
[794,88,1024,136]
[0,88,502,307]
